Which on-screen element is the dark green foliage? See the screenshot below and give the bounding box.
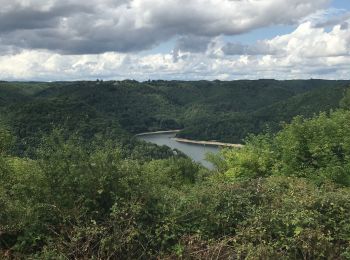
[172,177,350,259]
[222,110,350,186]
[0,130,203,258]
[0,127,13,155]
[2,134,350,259]
[340,88,350,110]
[178,84,349,143]
[7,99,127,156]
[1,80,350,259]
[2,80,349,145]
[0,81,49,107]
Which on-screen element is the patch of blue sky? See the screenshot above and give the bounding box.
[332,0,350,10]
[222,24,296,45]
[141,0,349,55]
[142,24,296,54]
[139,38,177,55]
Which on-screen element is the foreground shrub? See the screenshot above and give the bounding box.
[168,177,350,259]
[223,110,350,186]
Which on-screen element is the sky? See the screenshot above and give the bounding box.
[0,0,349,81]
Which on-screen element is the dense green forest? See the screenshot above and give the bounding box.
[1,80,350,259]
[1,79,350,147]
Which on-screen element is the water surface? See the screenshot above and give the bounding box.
[138,132,220,169]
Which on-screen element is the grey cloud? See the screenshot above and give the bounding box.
[313,12,350,28]
[2,27,169,54]
[341,22,349,30]
[0,0,330,54]
[309,67,339,75]
[222,43,249,55]
[0,3,93,32]
[222,41,279,56]
[175,36,212,53]
[172,36,212,62]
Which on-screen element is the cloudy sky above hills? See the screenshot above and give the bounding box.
[0,0,349,81]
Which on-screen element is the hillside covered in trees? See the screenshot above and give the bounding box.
[1,80,350,259]
[1,79,350,148]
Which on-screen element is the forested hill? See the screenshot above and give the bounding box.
[1,79,349,146]
[2,79,350,259]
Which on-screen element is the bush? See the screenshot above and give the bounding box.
[168,177,350,259]
[223,110,350,186]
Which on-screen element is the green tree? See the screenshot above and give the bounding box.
[340,88,350,109]
[223,110,350,186]
[0,127,13,155]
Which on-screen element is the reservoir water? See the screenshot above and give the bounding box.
[138,132,220,169]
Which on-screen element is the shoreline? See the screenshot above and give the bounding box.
[135,129,182,136]
[136,130,243,148]
[172,137,243,148]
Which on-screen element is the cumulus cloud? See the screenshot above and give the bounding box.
[301,8,350,28]
[172,36,213,62]
[222,16,350,58]
[268,21,350,58]
[222,41,279,56]
[1,16,350,81]
[1,0,349,81]
[0,0,331,54]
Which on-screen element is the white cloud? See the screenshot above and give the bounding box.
[0,1,350,80]
[267,21,350,58]
[0,0,331,54]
